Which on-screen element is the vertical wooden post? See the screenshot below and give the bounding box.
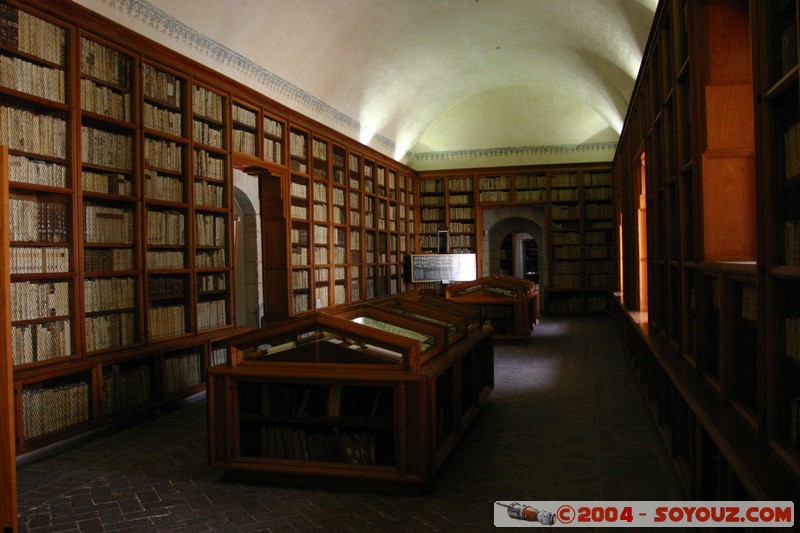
[0,145,19,530]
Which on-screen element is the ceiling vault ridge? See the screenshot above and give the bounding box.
[412,141,618,162]
[98,0,399,154]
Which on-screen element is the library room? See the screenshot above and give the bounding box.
[0,0,798,531]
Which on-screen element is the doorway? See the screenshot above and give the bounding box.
[482,207,545,286]
[232,169,263,328]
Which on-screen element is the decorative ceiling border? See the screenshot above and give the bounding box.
[99,0,399,153]
[412,142,618,162]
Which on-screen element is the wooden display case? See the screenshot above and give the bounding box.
[445,275,538,342]
[207,295,494,491]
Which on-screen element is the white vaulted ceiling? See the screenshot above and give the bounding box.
[74,0,657,170]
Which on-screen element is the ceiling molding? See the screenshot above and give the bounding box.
[412,142,618,163]
[99,0,399,153]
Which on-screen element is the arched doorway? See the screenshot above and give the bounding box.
[233,169,263,328]
[482,207,546,289]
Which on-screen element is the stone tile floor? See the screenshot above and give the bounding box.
[15,316,685,532]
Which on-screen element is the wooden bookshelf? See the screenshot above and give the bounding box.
[0,145,19,532]
[1,0,419,457]
[613,0,800,500]
[208,293,493,491]
[416,165,614,313]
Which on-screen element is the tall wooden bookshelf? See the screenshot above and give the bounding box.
[416,165,614,314]
[0,145,18,533]
[0,0,419,456]
[612,0,800,500]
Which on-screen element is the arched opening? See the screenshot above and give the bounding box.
[232,169,263,328]
[482,207,545,288]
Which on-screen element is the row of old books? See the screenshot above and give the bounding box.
[84,276,134,313]
[83,169,133,196]
[784,220,800,266]
[785,317,800,363]
[102,364,150,415]
[143,63,182,107]
[263,138,283,164]
[85,247,133,272]
[148,304,185,339]
[86,312,135,352]
[192,86,223,122]
[9,194,68,242]
[0,5,65,66]
[144,138,182,173]
[11,280,70,321]
[0,105,67,158]
[194,180,223,207]
[313,203,327,222]
[144,102,182,137]
[313,247,328,265]
[80,36,130,87]
[585,203,613,218]
[147,275,184,298]
[784,122,800,181]
[22,381,89,440]
[291,245,309,266]
[233,128,256,155]
[196,248,226,268]
[516,189,546,201]
[289,130,307,159]
[84,204,133,244]
[80,78,131,122]
[163,351,201,395]
[12,319,71,365]
[585,187,613,201]
[293,292,309,312]
[193,120,223,148]
[231,104,256,127]
[193,148,225,180]
[292,269,309,290]
[195,213,226,246]
[334,284,346,305]
[146,249,183,270]
[210,345,227,366]
[146,169,184,202]
[258,426,382,465]
[10,245,68,274]
[315,286,329,307]
[146,209,185,245]
[0,53,64,102]
[81,126,133,170]
[551,188,579,201]
[198,298,226,330]
[585,245,611,259]
[9,154,66,187]
[198,272,226,292]
[552,173,580,187]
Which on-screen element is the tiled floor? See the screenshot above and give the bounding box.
[15,316,685,532]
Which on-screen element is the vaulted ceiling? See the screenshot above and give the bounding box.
[75,0,657,170]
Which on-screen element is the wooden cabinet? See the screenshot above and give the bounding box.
[445,275,539,342]
[208,294,493,490]
[613,0,800,500]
